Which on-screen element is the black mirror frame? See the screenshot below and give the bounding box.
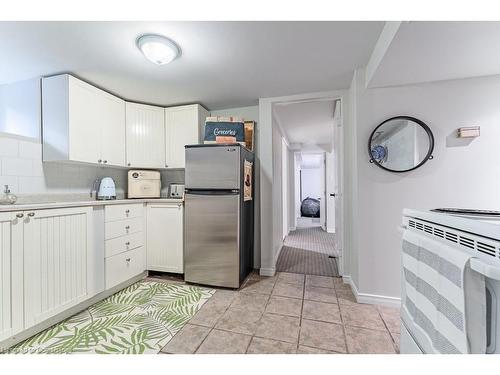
[368,116,434,173]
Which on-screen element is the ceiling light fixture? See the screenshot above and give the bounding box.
[136,34,180,65]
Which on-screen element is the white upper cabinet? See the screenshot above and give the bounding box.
[165,104,208,168]
[42,74,126,167]
[126,103,166,168]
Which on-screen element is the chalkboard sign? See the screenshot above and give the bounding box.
[204,121,245,144]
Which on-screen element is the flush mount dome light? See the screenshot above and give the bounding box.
[136,34,180,65]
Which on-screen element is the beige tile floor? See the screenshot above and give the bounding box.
[157,272,401,354]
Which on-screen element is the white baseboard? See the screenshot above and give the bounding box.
[260,267,276,277]
[260,243,284,277]
[342,275,401,308]
[289,226,296,232]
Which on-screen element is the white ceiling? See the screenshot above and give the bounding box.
[274,100,335,146]
[0,21,384,110]
[368,21,500,88]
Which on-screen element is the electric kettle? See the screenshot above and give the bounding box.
[97,177,116,200]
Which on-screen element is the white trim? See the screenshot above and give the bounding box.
[343,275,401,308]
[259,267,276,277]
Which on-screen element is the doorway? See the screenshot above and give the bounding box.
[296,152,325,230]
[272,97,343,277]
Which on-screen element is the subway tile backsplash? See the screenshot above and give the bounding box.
[0,135,128,196]
[0,134,184,198]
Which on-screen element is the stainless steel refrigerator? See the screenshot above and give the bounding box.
[184,144,254,288]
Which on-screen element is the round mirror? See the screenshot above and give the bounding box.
[368,116,434,173]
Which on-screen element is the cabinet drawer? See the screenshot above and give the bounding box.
[105,247,145,289]
[105,217,143,240]
[105,204,143,222]
[105,232,143,258]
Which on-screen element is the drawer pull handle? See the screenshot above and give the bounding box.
[125,225,130,230]
[16,213,24,218]
[125,258,131,262]
[27,212,35,217]
[125,241,130,246]
[125,209,130,214]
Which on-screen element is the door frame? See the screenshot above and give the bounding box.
[259,90,345,277]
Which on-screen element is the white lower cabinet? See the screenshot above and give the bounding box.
[147,203,184,273]
[0,212,24,342]
[105,247,146,290]
[104,204,146,289]
[23,207,95,329]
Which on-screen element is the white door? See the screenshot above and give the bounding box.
[281,138,288,239]
[126,103,165,168]
[319,153,326,231]
[100,94,126,167]
[165,105,200,168]
[326,151,336,233]
[146,203,183,273]
[333,99,343,273]
[0,212,24,341]
[68,76,102,164]
[24,207,93,328]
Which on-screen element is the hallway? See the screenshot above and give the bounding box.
[276,225,339,277]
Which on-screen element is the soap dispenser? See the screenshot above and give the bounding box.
[0,185,17,205]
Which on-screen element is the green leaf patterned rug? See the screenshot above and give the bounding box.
[10,280,214,354]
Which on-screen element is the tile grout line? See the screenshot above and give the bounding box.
[245,274,275,353]
[376,307,399,353]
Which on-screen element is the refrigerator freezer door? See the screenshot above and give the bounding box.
[185,145,240,189]
[184,192,240,288]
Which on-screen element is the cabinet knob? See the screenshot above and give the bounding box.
[125,209,130,214]
[16,213,24,218]
[103,160,108,164]
[125,241,130,246]
[127,163,131,166]
[98,159,102,163]
[125,225,130,230]
[165,164,168,168]
[125,258,131,262]
[27,212,35,217]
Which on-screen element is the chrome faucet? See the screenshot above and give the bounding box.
[90,178,100,199]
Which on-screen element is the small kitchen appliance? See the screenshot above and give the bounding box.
[168,183,185,199]
[97,177,117,200]
[128,170,161,198]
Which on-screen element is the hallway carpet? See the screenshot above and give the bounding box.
[276,246,338,277]
[284,227,338,257]
[277,227,339,277]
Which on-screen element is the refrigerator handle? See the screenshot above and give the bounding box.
[185,189,240,195]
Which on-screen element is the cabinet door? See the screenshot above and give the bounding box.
[146,204,183,273]
[99,93,126,167]
[24,207,93,328]
[126,103,165,168]
[165,105,201,168]
[0,212,23,341]
[68,76,103,164]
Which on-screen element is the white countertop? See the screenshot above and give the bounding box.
[0,198,184,212]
